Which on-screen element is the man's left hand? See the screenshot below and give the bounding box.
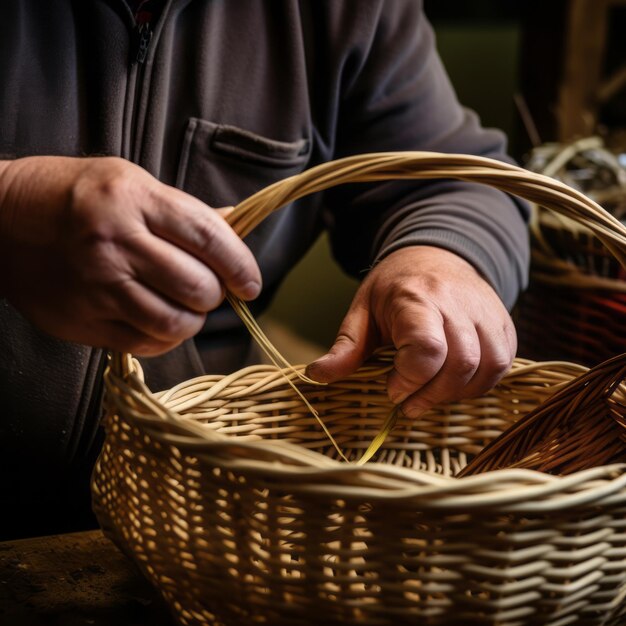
[306,246,517,417]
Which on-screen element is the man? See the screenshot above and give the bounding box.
[0,0,528,537]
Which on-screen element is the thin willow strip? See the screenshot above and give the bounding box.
[218,152,626,464]
[226,293,349,462]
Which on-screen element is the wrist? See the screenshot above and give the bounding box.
[0,158,15,216]
[0,156,32,227]
[0,156,49,298]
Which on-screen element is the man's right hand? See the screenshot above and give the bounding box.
[0,156,261,355]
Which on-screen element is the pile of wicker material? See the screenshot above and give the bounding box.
[516,137,626,367]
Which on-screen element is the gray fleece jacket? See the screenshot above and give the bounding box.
[0,0,528,529]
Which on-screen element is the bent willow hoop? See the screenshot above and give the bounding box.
[93,152,626,626]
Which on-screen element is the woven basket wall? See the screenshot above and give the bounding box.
[515,137,626,366]
[92,152,626,626]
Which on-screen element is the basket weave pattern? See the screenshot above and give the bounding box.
[92,152,626,626]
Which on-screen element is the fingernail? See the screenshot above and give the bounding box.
[389,390,410,405]
[240,280,261,300]
[401,399,428,419]
[306,356,326,373]
[311,354,330,365]
[306,356,330,379]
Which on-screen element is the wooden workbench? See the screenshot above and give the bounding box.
[0,530,175,626]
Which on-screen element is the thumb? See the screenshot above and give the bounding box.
[305,301,374,383]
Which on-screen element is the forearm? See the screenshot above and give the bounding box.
[323,1,530,308]
[0,156,71,298]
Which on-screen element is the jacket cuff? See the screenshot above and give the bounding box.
[373,227,527,311]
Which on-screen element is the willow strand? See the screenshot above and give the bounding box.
[219,152,626,462]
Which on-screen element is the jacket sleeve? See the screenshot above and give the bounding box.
[322,0,529,310]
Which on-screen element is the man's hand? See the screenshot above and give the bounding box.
[306,246,516,417]
[0,156,261,355]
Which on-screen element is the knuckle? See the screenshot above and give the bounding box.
[181,272,223,311]
[491,351,514,375]
[387,373,418,405]
[450,352,480,380]
[392,357,430,388]
[90,161,134,204]
[394,340,446,387]
[228,257,256,287]
[191,217,220,250]
[151,308,192,340]
[334,331,360,349]
[411,333,446,362]
[483,352,514,385]
[465,356,513,399]
[83,241,126,282]
[70,163,141,244]
[68,196,113,243]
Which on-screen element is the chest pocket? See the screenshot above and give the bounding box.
[176,118,311,209]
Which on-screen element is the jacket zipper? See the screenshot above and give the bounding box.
[87,4,164,448]
[122,0,173,162]
[134,21,153,65]
[125,20,154,160]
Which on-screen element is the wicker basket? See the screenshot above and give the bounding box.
[92,152,626,626]
[515,137,626,366]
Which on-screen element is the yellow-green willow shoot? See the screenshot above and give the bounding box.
[356,405,402,465]
[227,293,351,463]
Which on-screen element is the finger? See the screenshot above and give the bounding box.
[108,278,207,344]
[125,232,224,313]
[401,320,481,418]
[385,302,448,404]
[145,186,262,301]
[504,316,518,357]
[305,298,377,383]
[96,320,179,356]
[459,320,516,398]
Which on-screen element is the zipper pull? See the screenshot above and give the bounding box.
[133,22,153,64]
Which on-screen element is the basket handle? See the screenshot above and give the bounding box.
[111,150,626,380]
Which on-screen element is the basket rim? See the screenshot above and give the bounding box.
[103,359,626,511]
[101,150,626,507]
